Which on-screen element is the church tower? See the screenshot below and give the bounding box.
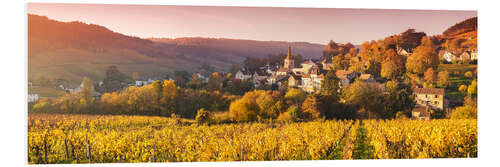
[284,46,294,69]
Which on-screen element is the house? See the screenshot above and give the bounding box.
[470,49,478,61]
[251,70,269,87]
[413,87,446,111]
[335,70,357,87]
[460,52,471,61]
[135,79,154,87]
[235,67,252,80]
[442,51,458,62]
[397,47,411,56]
[28,94,39,103]
[412,106,431,120]
[292,60,317,75]
[288,74,301,88]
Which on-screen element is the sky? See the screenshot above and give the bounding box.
[27,3,477,45]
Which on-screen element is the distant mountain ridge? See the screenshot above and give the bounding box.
[28,14,325,84]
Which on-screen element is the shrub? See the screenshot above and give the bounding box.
[195,108,212,124]
[464,71,473,78]
[450,105,477,119]
[32,99,52,113]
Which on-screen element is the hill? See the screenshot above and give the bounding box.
[443,17,477,39]
[28,14,324,85]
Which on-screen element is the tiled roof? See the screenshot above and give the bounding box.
[359,74,373,80]
[413,88,445,95]
[278,67,288,72]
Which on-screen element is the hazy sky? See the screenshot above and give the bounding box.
[28,3,476,45]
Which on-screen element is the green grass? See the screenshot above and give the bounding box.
[438,64,477,76]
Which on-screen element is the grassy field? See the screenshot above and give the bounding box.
[29,87,67,98]
[437,64,477,103]
[28,114,477,164]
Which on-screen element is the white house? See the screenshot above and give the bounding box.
[235,68,252,80]
[28,94,39,102]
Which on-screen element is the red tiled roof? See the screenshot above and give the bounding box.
[413,88,445,95]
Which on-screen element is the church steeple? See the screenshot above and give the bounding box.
[284,46,295,69]
[287,46,292,59]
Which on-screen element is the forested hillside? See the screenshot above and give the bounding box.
[28,14,324,85]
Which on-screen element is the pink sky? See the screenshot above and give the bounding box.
[27,3,476,45]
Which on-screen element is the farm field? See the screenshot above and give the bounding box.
[28,114,477,164]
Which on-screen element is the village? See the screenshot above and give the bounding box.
[28,43,476,120]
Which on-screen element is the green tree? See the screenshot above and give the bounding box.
[103,66,127,92]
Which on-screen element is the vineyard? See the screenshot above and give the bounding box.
[28,114,477,164]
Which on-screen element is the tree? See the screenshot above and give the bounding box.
[381,49,404,79]
[207,72,223,92]
[80,77,94,113]
[284,88,306,106]
[458,85,468,94]
[161,80,177,116]
[398,29,426,52]
[467,80,477,95]
[332,54,348,70]
[343,80,385,119]
[405,37,439,75]
[196,108,212,124]
[174,70,189,88]
[383,81,415,119]
[103,66,127,92]
[229,90,276,122]
[302,95,321,120]
[437,71,451,87]
[187,73,202,90]
[151,80,163,115]
[464,71,474,78]
[423,68,437,83]
[320,70,340,97]
[450,105,477,119]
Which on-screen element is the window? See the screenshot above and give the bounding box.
[435,95,438,98]
[434,101,439,105]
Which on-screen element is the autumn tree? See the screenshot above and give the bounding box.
[381,49,404,79]
[161,80,177,116]
[301,95,321,120]
[284,88,306,106]
[468,80,477,96]
[423,68,437,83]
[398,29,426,52]
[207,72,223,92]
[437,71,451,87]
[343,80,385,119]
[196,108,212,124]
[229,90,276,122]
[80,77,94,113]
[406,37,439,75]
[458,85,468,94]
